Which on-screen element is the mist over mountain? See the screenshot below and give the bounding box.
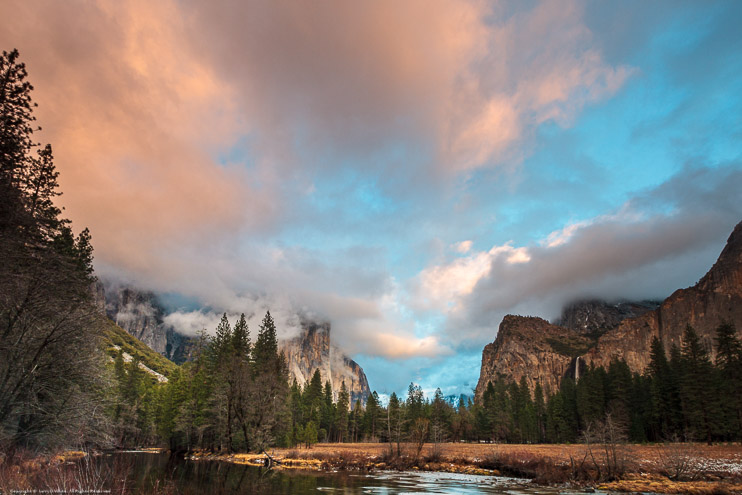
[99,279,370,403]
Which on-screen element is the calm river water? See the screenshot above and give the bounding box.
[101,452,595,495]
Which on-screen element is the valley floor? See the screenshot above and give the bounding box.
[193,442,742,494]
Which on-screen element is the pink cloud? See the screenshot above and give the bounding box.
[187,0,631,174]
[1,1,632,350]
[0,1,277,275]
[440,1,633,172]
[0,0,630,266]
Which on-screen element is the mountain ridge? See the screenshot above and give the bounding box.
[476,220,742,399]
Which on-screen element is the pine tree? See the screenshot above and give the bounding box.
[304,369,323,425]
[606,358,632,428]
[557,378,579,441]
[629,372,652,442]
[533,383,547,442]
[253,311,279,372]
[208,314,235,450]
[336,381,350,442]
[545,391,569,443]
[1,49,37,192]
[212,313,233,362]
[303,421,318,448]
[321,381,335,441]
[481,382,495,440]
[229,313,253,450]
[248,311,288,451]
[714,322,742,438]
[406,383,425,424]
[0,49,105,450]
[430,388,450,445]
[715,322,742,368]
[647,336,682,440]
[451,394,472,442]
[289,378,302,430]
[514,377,537,443]
[509,380,526,442]
[678,325,718,443]
[494,379,513,441]
[387,392,404,456]
[364,391,380,441]
[232,313,251,358]
[293,423,304,448]
[350,399,363,442]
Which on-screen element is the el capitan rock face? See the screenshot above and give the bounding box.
[100,282,370,403]
[476,220,742,398]
[280,320,370,406]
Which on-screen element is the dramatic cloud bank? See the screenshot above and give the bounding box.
[421,165,742,346]
[0,1,629,270]
[3,0,741,395]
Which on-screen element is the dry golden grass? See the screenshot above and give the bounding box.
[271,442,742,472]
[261,442,742,490]
[53,450,87,463]
[598,474,742,494]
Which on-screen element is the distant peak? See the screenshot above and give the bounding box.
[697,219,742,292]
[722,220,742,258]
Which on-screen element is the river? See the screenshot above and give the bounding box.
[92,452,595,494]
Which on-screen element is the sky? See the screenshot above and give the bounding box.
[3,0,742,398]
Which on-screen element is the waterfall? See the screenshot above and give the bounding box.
[575,356,581,382]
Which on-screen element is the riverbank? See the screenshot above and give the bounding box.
[191,442,742,494]
[2,444,740,494]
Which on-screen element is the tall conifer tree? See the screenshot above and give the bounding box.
[679,325,718,443]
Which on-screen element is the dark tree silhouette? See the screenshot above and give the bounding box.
[0,49,106,451]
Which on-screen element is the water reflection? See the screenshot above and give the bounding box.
[103,453,581,494]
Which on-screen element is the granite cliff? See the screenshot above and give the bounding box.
[280,320,370,406]
[99,283,370,403]
[476,220,742,399]
[475,315,589,398]
[585,220,742,371]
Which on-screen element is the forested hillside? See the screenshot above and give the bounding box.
[476,324,742,444]
[103,318,178,379]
